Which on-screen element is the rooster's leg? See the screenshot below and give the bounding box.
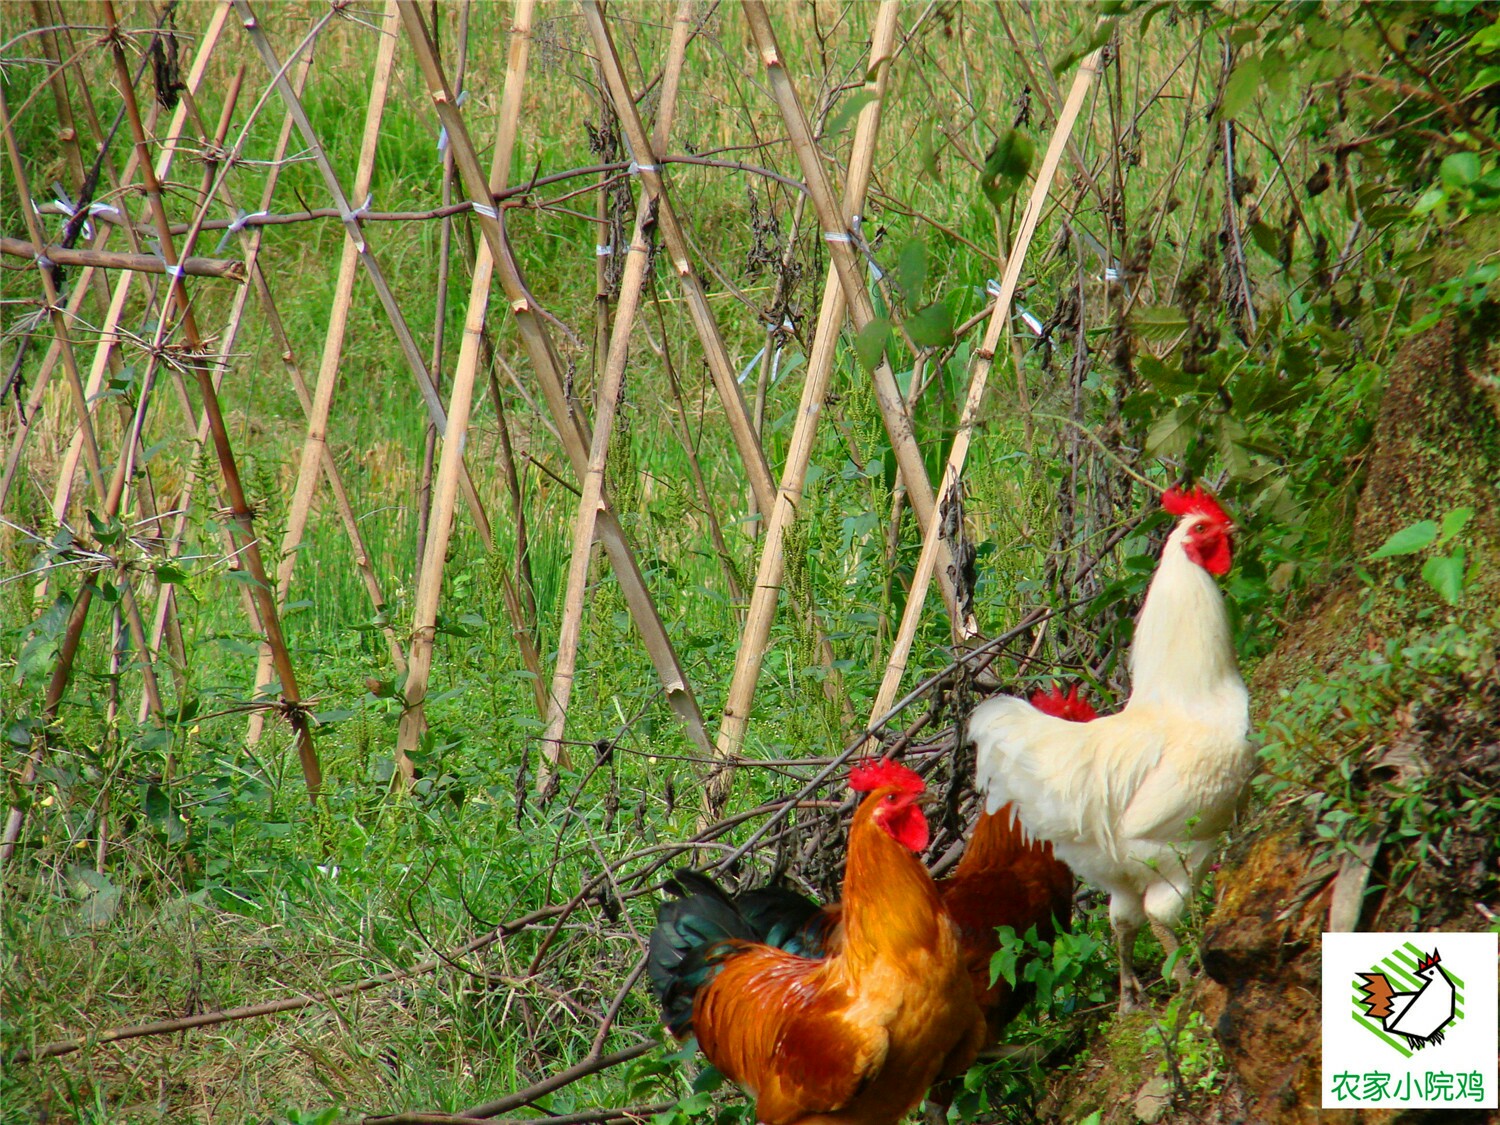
[1113,919,1146,1012]
[1149,920,1193,988]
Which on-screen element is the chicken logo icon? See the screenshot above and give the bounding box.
[1357,949,1457,1050]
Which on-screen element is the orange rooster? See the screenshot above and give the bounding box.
[647,760,985,1125]
[806,686,1087,1043]
[969,486,1252,1011]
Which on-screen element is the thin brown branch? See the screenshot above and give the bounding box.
[0,237,245,278]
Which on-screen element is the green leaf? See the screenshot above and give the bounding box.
[1368,519,1438,559]
[907,301,953,348]
[1467,22,1500,52]
[1439,507,1474,544]
[825,89,876,137]
[69,865,122,927]
[141,782,186,843]
[1249,219,1281,257]
[918,118,943,182]
[153,562,191,585]
[895,238,928,304]
[854,317,891,373]
[1053,20,1114,75]
[1146,404,1196,458]
[691,1066,724,1094]
[1463,65,1500,95]
[1137,354,1198,395]
[980,129,1035,211]
[1422,550,1466,605]
[1130,306,1190,342]
[1218,57,1262,119]
[1138,1,1172,36]
[1440,152,1481,187]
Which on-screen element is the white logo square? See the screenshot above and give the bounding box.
[1322,931,1498,1108]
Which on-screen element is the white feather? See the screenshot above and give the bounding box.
[970,515,1252,930]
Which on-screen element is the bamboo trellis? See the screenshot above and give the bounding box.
[1,0,1089,861]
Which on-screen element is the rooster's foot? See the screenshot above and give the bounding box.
[1116,962,1151,1013]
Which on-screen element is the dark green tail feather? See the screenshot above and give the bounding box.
[647,870,828,1037]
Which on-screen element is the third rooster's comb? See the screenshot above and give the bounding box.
[1030,683,1099,723]
[849,758,925,794]
[1162,485,1231,527]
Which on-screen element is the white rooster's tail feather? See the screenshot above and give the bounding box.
[970,695,1098,845]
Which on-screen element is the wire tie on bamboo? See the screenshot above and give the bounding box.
[472,202,497,220]
[217,208,269,252]
[626,160,658,175]
[51,194,87,238]
[822,230,852,244]
[736,345,768,385]
[436,90,469,158]
[595,243,613,257]
[164,262,187,284]
[351,193,373,220]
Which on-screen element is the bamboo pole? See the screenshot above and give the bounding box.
[0,72,174,857]
[20,5,210,703]
[741,1,961,621]
[580,3,773,519]
[38,4,231,546]
[582,1,852,757]
[862,49,1106,741]
[416,0,471,572]
[537,0,697,792]
[0,92,168,724]
[231,0,494,547]
[136,47,317,727]
[394,0,715,764]
[98,0,323,800]
[709,2,899,807]
[150,46,410,727]
[392,0,534,770]
[245,0,403,746]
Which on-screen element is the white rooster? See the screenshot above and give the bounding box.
[969,486,1252,1011]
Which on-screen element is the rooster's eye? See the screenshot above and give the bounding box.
[884,795,896,804]
[1193,521,1208,533]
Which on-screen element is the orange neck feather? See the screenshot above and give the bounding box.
[840,795,943,964]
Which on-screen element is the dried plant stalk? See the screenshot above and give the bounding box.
[710,2,899,808]
[741,1,959,619]
[397,0,715,764]
[538,0,697,791]
[97,0,322,799]
[863,48,1106,739]
[246,0,403,745]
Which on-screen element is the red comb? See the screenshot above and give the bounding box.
[1162,485,1231,527]
[1030,683,1098,722]
[849,758,925,795]
[1415,949,1441,973]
